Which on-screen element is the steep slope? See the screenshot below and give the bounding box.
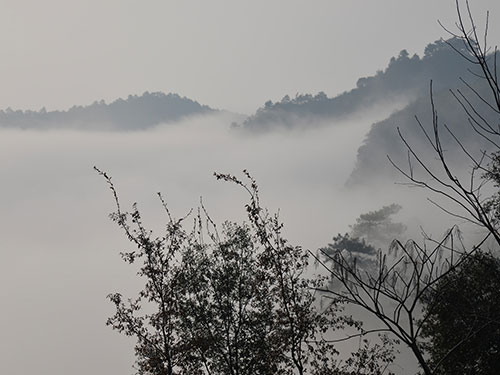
[347,78,498,186]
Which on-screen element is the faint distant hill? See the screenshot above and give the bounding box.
[238,38,475,131]
[0,92,215,130]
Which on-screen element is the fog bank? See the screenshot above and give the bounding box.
[0,110,471,375]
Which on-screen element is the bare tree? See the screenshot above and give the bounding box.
[315,226,490,375]
[315,2,500,374]
[390,0,500,246]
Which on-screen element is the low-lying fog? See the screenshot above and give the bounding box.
[0,108,477,375]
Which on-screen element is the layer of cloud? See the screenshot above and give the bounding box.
[0,109,479,375]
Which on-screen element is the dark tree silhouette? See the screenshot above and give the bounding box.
[420,251,500,374]
[316,2,500,374]
[97,167,396,374]
[213,171,396,375]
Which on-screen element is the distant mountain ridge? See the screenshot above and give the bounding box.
[0,92,215,130]
[238,38,476,131]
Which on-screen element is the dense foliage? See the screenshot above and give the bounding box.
[99,168,395,375]
[421,252,500,374]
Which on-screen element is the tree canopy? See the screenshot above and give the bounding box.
[98,168,395,375]
[421,251,500,374]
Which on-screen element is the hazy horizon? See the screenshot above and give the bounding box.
[1,1,499,115]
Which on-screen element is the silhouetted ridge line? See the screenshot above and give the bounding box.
[0,91,215,130]
[238,38,476,131]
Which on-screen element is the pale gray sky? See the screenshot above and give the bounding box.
[0,0,498,114]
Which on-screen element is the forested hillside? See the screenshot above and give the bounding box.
[0,91,214,130]
[238,38,475,131]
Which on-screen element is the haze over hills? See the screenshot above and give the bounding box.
[237,38,478,131]
[0,37,480,134]
[1,36,496,189]
[229,36,498,189]
[346,79,499,186]
[0,92,215,130]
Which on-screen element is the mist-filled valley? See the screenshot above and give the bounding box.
[0,111,445,374]
[2,3,500,374]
